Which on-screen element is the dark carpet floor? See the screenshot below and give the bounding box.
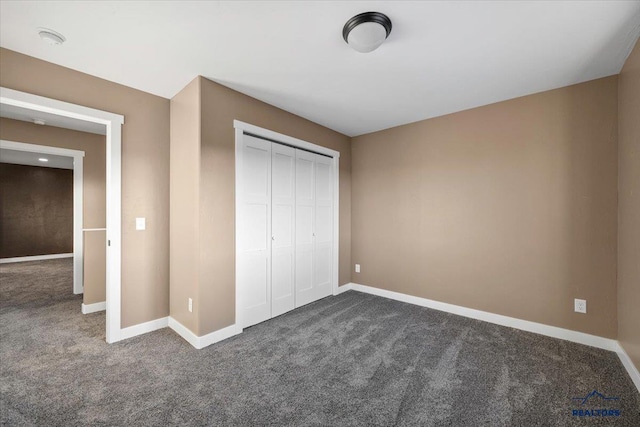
[1,259,639,426]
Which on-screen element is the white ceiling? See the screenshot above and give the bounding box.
[1,1,639,137]
[0,103,106,135]
[0,148,73,169]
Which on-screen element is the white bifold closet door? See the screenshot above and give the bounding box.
[295,150,333,307]
[238,134,332,328]
[238,135,272,328]
[271,143,296,317]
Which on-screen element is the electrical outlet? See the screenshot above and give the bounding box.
[355,264,361,273]
[574,299,586,314]
[188,298,193,313]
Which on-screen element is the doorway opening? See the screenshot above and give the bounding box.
[0,87,125,343]
[0,141,84,296]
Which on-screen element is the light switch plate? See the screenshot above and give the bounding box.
[355,264,361,273]
[136,217,146,231]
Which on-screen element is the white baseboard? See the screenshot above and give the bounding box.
[167,317,199,348]
[334,283,353,295]
[615,344,640,392]
[345,282,640,391]
[0,253,73,264]
[346,283,618,352]
[119,317,169,341]
[81,301,106,314]
[168,317,242,350]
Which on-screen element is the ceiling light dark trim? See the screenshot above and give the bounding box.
[342,12,392,43]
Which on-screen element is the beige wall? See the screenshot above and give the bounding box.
[169,78,201,332]
[84,230,106,304]
[0,48,170,328]
[618,39,640,368]
[170,76,351,336]
[352,76,619,339]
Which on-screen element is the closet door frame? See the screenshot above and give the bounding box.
[234,120,340,330]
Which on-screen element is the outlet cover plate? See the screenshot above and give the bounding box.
[355,264,361,273]
[574,299,587,314]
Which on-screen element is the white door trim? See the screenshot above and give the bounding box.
[1,87,124,344]
[234,120,340,330]
[0,140,84,294]
[234,120,341,159]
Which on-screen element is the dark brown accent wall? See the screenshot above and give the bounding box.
[0,163,72,258]
[351,76,619,339]
[618,38,640,369]
[0,118,106,229]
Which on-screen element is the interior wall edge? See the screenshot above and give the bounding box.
[616,37,640,372]
[169,76,202,336]
[168,316,241,350]
[616,343,640,392]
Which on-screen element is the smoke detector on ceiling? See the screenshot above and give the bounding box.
[33,119,46,126]
[37,28,66,45]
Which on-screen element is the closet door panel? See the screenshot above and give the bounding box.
[313,245,332,295]
[295,204,313,301]
[243,204,269,251]
[313,155,333,300]
[271,248,293,315]
[243,142,270,199]
[238,136,272,328]
[295,150,316,307]
[271,144,295,317]
[296,155,314,203]
[315,205,332,243]
[295,250,313,302]
[296,206,313,246]
[315,159,332,201]
[241,254,269,315]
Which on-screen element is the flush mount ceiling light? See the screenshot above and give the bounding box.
[37,28,66,45]
[343,12,392,53]
[38,158,49,162]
